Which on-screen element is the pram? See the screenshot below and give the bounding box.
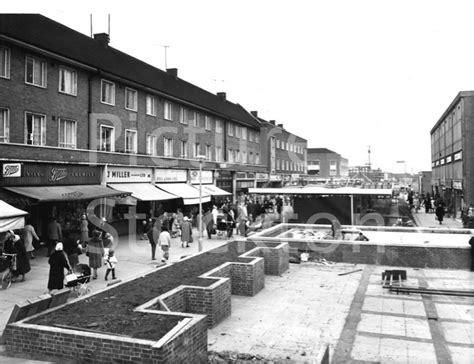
[65,263,91,297]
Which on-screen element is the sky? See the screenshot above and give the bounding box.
[5,0,474,174]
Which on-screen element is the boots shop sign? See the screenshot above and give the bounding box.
[1,163,100,186]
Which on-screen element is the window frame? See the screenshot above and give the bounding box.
[205,115,212,131]
[180,140,188,158]
[241,127,247,140]
[25,55,47,88]
[0,108,9,143]
[193,142,200,158]
[58,66,77,96]
[100,79,115,106]
[125,129,138,154]
[146,95,157,116]
[215,146,222,162]
[215,119,223,134]
[164,101,173,121]
[228,123,234,137]
[205,144,212,160]
[58,118,77,149]
[24,111,46,146]
[146,134,157,156]
[125,87,138,111]
[0,47,10,79]
[164,137,173,157]
[99,124,115,152]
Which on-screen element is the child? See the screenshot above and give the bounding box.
[104,249,118,281]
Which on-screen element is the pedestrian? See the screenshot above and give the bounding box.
[355,232,370,241]
[225,208,235,238]
[424,195,432,213]
[80,214,89,243]
[104,249,118,281]
[180,216,193,248]
[158,226,171,263]
[22,220,40,259]
[102,232,114,250]
[146,222,159,260]
[47,217,63,257]
[171,213,180,238]
[11,234,30,282]
[63,231,82,271]
[435,204,445,224]
[85,230,105,279]
[47,242,71,292]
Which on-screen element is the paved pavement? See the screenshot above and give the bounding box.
[413,209,464,229]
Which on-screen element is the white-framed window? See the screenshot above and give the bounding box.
[228,123,234,137]
[0,108,9,142]
[249,151,254,164]
[242,150,247,164]
[178,106,185,124]
[125,129,137,153]
[255,132,260,143]
[100,79,115,105]
[215,146,222,162]
[25,55,46,87]
[329,160,337,176]
[58,118,76,149]
[146,134,157,156]
[249,130,254,142]
[100,125,115,152]
[276,139,280,148]
[58,67,77,96]
[164,137,173,157]
[25,112,46,146]
[146,95,157,116]
[205,116,212,131]
[228,149,234,163]
[164,101,172,120]
[234,150,240,163]
[215,119,223,134]
[276,158,280,170]
[241,127,247,140]
[193,142,200,158]
[205,145,212,160]
[186,109,196,126]
[125,88,138,111]
[255,152,260,165]
[235,125,241,138]
[194,113,201,128]
[180,140,188,158]
[0,47,10,79]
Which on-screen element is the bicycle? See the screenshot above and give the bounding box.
[1,252,17,290]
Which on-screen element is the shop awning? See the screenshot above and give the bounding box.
[109,183,178,201]
[155,183,211,205]
[194,184,231,196]
[4,185,130,202]
[0,200,28,232]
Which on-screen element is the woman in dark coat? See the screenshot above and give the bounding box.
[435,204,445,224]
[48,242,71,292]
[86,230,105,279]
[11,234,30,282]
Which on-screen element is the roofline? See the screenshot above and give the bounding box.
[430,91,474,134]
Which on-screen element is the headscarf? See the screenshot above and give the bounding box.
[55,242,63,251]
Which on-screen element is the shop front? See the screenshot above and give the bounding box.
[453,180,463,218]
[0,162,128,240]
[256,172,270,188]
[215,170,233,196]
[269,174,283,188]
[189,169,231,206]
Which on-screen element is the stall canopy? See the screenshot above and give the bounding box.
[4,185,130,202]
[195,184,231,196]
[0,200,28,232]
[156,183,211,205]
[109,183,179,201]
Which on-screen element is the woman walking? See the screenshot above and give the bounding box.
[180,216,193,248]
[47,242,71,292]
[86,230,105,279]
[80,214,89,243]
[158,226,171,263]
[11,234,30,282]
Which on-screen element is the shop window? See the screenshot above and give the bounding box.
[59,66,77,95]
[25,55,47,87]
[0,108,9,142]
[25,112,46,145]
[100,125,115,152]
[0,47,10,79]
[101,79,115,105]
[58,118,76,149]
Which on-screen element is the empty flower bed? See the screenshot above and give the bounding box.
[3,240,289,363]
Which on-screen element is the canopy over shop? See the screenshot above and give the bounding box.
[189,169,231,202]
[0,200,28,232]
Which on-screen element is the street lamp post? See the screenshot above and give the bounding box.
[196,155,207,252]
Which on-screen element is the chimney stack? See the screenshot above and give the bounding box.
[94,33,110,46]
[217,92,226,101]
[269,120,276,125]
[166,68,178,78]
[277,123,283,128]
[251,111,258,117]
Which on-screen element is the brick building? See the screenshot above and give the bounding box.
[251,112,307,187]
[430,91,474,217]
[306,148,348,180]
[0,14,267,235]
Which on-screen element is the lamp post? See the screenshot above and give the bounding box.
[196,155,207,252]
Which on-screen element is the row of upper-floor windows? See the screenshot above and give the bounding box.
[275,159,305,172]
[0,46,260,143]
[275,138,304,154]
[227,149,260,165]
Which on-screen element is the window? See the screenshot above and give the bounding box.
[25,112,46,146]
[125,129,137,153]
[194,113,202,128]
[235,125,241,138]
[228,149,234,163]
[146,134,157,156]
[241,127,247,140]
[249,130,254,142]
[164,137,173,157]
[276,139,280,148]
[100,125,114,152]
[235,150,240,163]
[101,80,115,105]
[25,56,46,87]
[255,153,260,165]
[0,108,9,142]
[215,146,222,162]
[228,123,234,136]
[185,109,196,125]
[58,118,76,149]
[215,119,223,134]
[255,132,260,143]
[146,95,157,116]
[205,116,212,130]
[0,47,10,79]
[205,145,212,160]
[58,67,77,95]
[178,106,185,124]
[125,88,137,111]
[329,160,337,176]
[242,150,247,164]
[164,101,172,120]
[193,143,200,158]
[180,140,188,158]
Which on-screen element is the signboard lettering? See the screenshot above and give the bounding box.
[106,167,152,183]
[2,163,21,177]
[155,169,187,183]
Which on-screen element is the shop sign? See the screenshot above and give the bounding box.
[235,172,247,179]
[270,174,282,181]
[440,158,445,165]
[256,172,269,180]
[291,174,300,179]
[2,163,21,178]
[446,155,452,163]
[155,169,187,183]
[453,180,462,190]
[106,167,152,183]
[236,180,254,188]
[0,163,100,186]
[190,170,213,184]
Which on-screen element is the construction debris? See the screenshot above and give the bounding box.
[208,350,269,363]
[338,268,363,276]
[387,286,474,297]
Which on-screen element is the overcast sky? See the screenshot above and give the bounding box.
[6,0,474,173]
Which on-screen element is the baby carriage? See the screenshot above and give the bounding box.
[65,263,91,297]
[0,252,16,290]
